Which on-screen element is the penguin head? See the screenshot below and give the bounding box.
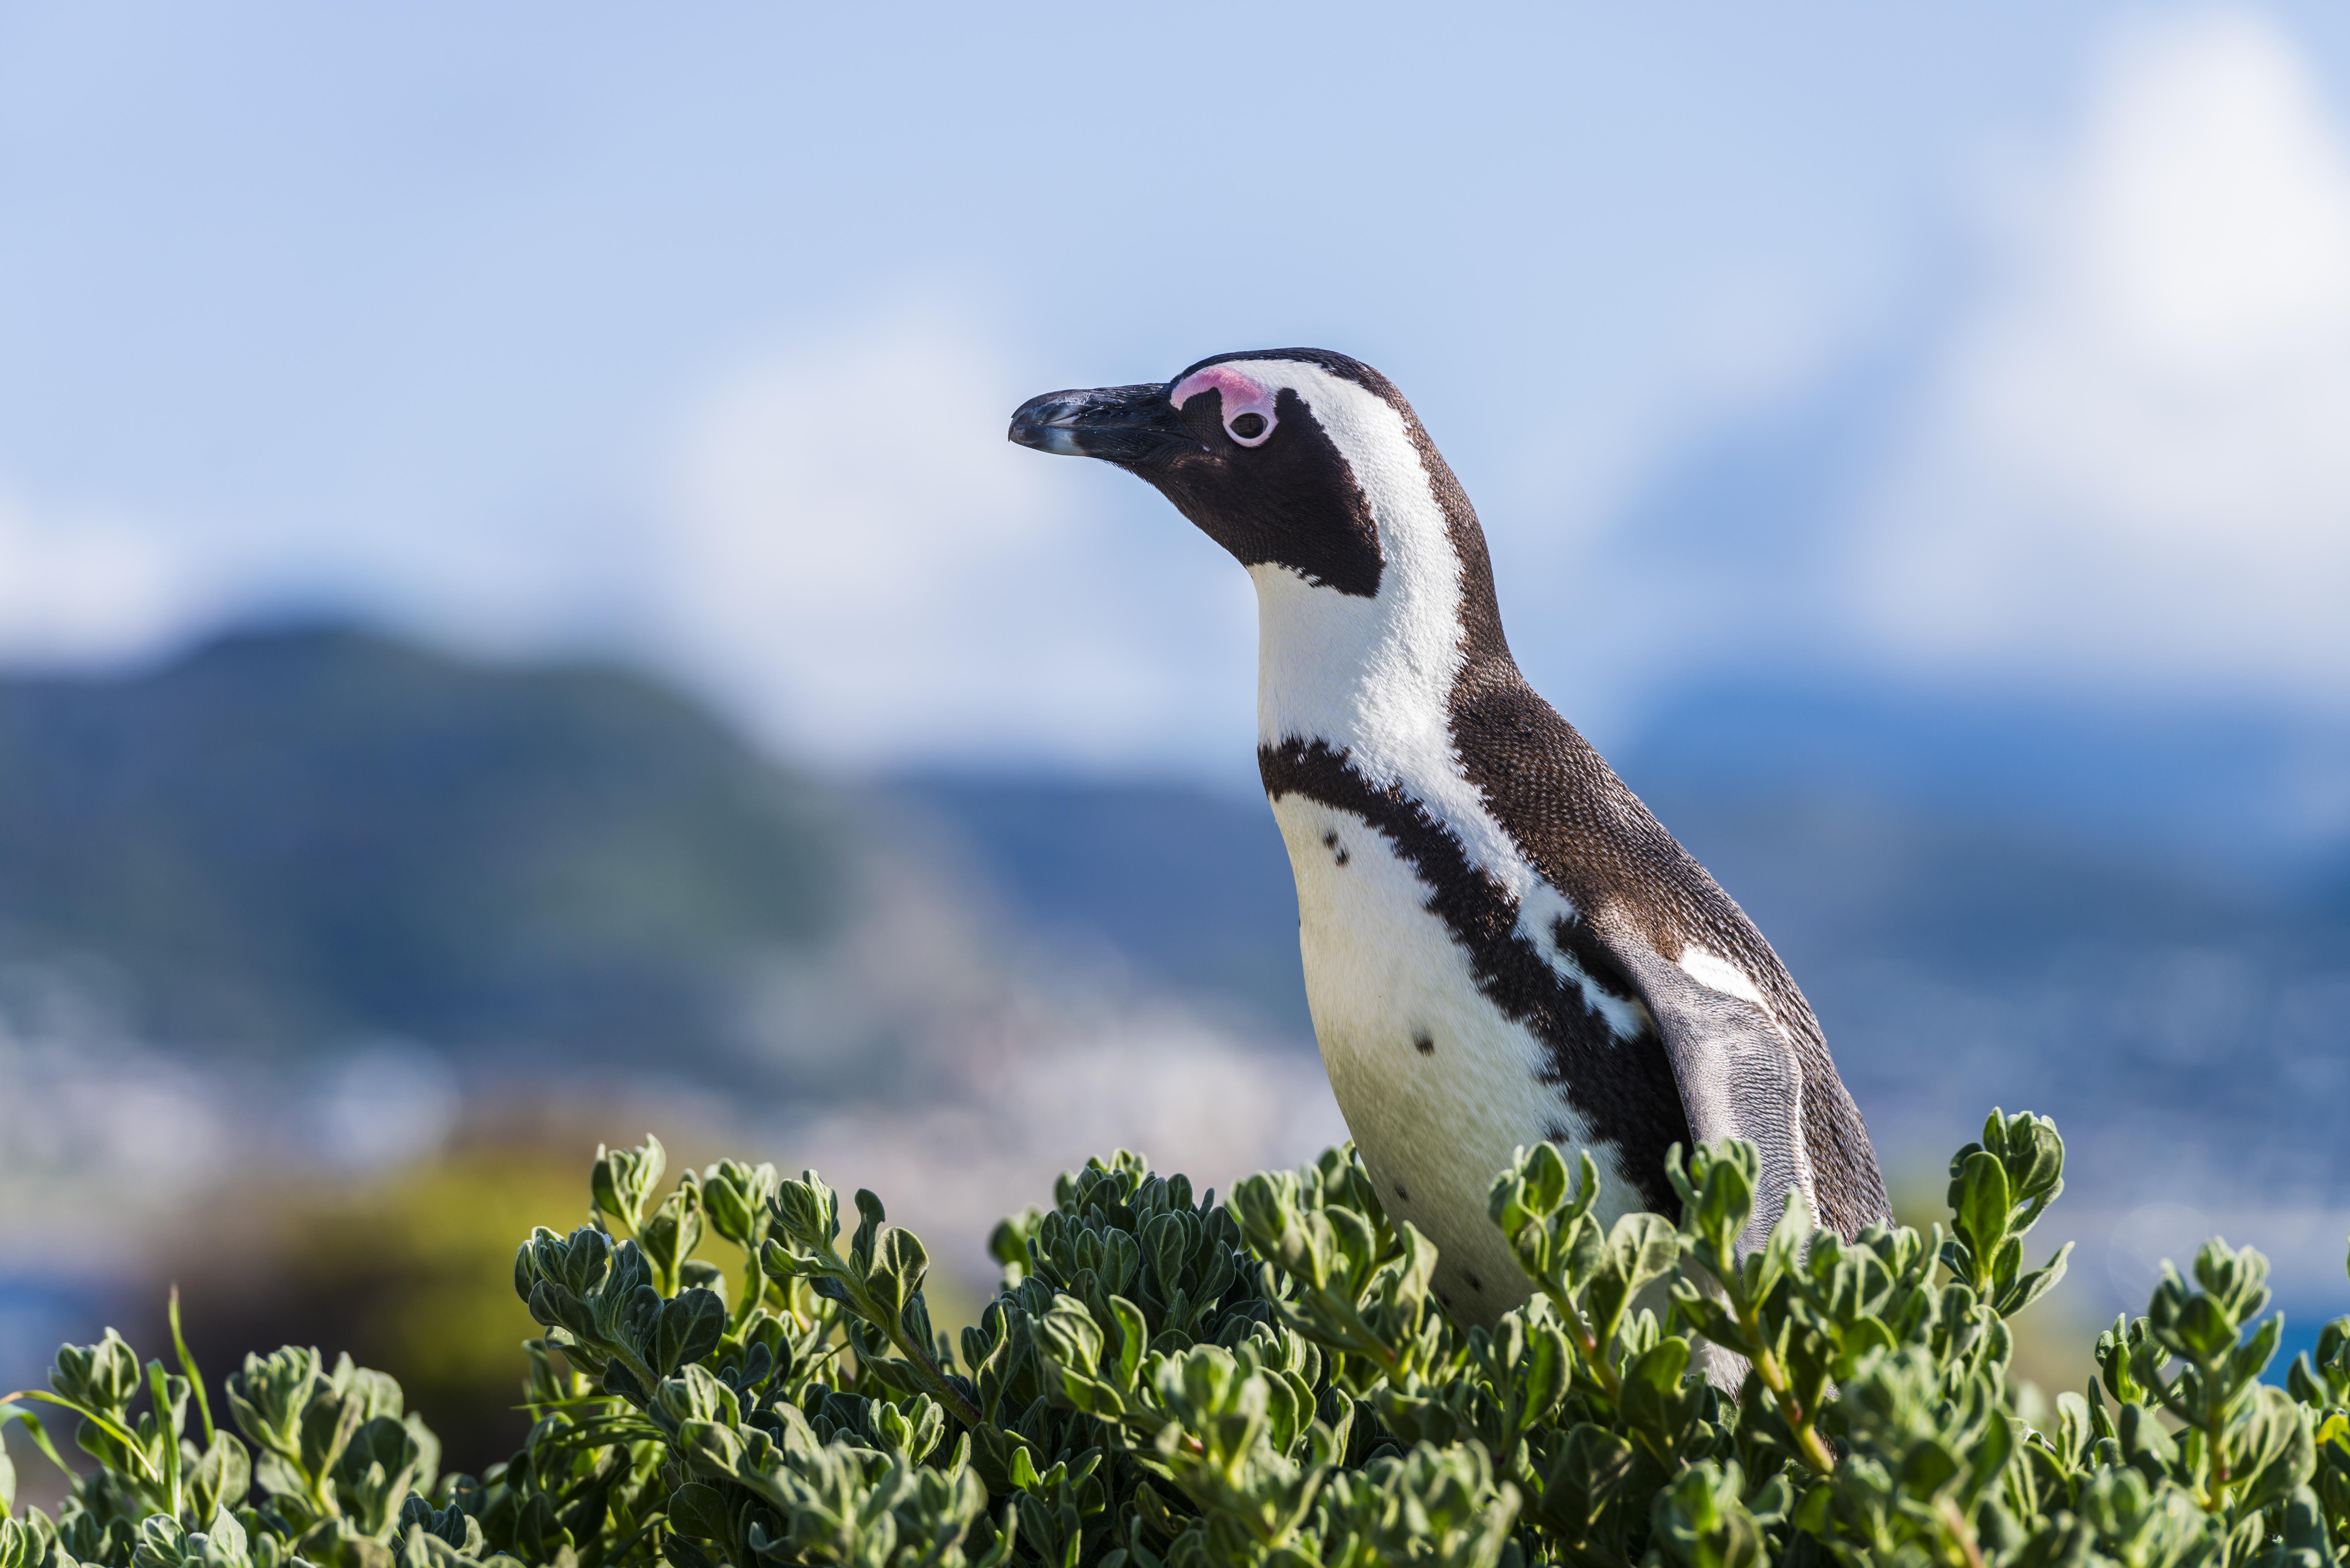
[1010,348,1429,599]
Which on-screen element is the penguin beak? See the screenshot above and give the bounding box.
[1008,383,1202,466]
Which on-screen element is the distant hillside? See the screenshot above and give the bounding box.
[1614,682,2350,900]
[886,775,1311,1039]
[0,626,850,1063]
[5,627,2343,1216]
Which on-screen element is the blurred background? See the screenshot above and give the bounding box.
[5,0,2350,1473]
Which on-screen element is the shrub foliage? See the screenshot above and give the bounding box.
[5,1111,2348,1568]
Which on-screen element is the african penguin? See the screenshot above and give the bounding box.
[1008,349,1891,1323]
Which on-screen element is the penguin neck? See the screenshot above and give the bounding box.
[1248,543,1513,807]
[1236,385,1526,877]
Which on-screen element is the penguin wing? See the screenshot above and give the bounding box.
[1442,668,1891,1237]
[1588,917,1816,1250]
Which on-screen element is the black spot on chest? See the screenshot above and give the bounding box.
[1262,738,1693,1214]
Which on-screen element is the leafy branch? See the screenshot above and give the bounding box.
[3,1107,2344,1568]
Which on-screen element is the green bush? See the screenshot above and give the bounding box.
[5,1112,2347,1568]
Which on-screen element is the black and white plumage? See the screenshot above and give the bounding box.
[1009,348,1891,1320]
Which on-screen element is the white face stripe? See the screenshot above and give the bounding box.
[1233,361,1510,866]
[1227,359,1641,1037]
[1236,366,1490,833]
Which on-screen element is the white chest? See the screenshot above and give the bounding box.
[1268,792,1642,1323]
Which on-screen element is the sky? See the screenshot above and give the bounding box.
[5,2,2350,778]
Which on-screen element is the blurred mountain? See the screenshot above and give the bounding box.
[1620,682,2350,900]
[885,775,1311,1039]
[10,625,2345,1199]
[0,625,851,1066]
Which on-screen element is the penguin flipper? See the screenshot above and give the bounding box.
[1594,927,1816,1254]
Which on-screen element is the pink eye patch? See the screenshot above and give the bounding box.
[1170,365,1279,446]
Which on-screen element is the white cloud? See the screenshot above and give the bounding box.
[1856,10,2350,700]
[649,305,1255,769]
[0,488,209,665]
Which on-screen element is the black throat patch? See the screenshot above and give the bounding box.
[1148,386,1385,598]
[1258,737,1694,1215]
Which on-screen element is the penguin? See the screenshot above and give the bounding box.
[1008,348,1891,1321]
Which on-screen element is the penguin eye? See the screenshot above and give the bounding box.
[1227,410,1271,445]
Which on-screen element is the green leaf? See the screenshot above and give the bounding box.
[1999,1241,2074,1319]
[667,1481,731,1541]
[167,1287,217,1450]
[2,1403,74,1488]
[2230,1387,2316,1515]
[1620,1336,1703,1468]
[224,1346,320,1465]
[1587,1213,1680,1346]
[1954,1150,2013,1281]
[772,1174,841,1252]
[1520,1314,1571,1427]
[591,1135,667,1235]
[1649,1460,1766,1568]
[1108,1296,1148,1394]
[640,1176,707,1293]
[186,1430,252,1528]
[700,1159,781,1251]
[653,1290,727,1376]
[849,1189,887,1276]
[52,1329,142,1419]
[0,1519,41,1568]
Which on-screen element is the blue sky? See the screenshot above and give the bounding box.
[5,2,2350,778]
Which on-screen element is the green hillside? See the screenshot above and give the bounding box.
[0,626,849,1062]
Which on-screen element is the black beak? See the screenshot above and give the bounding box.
[1008,383,1202,466]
